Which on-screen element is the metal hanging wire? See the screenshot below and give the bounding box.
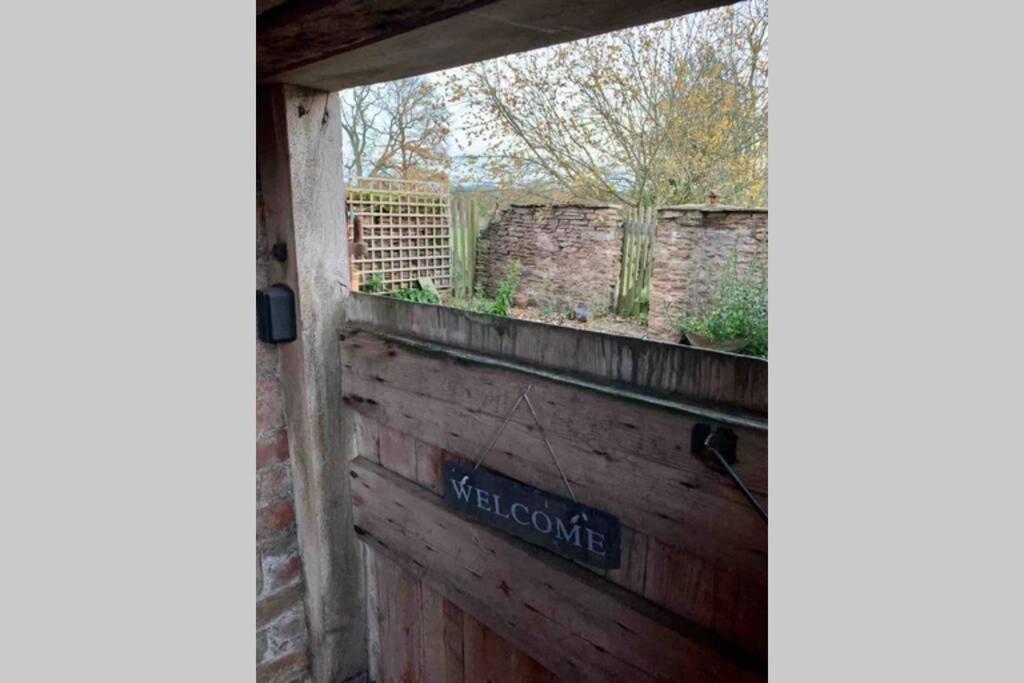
[466,384,587,523]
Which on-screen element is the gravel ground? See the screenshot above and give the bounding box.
[506,307,651,340]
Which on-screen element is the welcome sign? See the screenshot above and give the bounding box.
[442,460,621,569]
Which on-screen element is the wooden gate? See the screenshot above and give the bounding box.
[450,192,497,300]
[615,206,658,316]
[342,294,767,682]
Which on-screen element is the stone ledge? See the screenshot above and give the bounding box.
[659,205,768,213]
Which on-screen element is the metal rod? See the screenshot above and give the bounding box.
[705,439,767,523]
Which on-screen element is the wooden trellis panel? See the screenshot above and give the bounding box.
[347,177,452,292]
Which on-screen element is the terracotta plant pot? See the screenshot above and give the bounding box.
[685,332,748,353]
[513,292,529,308]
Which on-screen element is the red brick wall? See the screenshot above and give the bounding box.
[646,207,768,341]
[257,177,312,683]
[475,204,624,315]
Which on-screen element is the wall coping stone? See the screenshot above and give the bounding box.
[659,205,768,213]
[505,202,624,210]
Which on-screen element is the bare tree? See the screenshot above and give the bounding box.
[444,0,767,207]
[340,76,451,181]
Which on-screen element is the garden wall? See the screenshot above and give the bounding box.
[475,204,623,315]
[256,177,312,683]
[647,207,768,342]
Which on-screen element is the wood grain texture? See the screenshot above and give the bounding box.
[606,526,650,596]
[643,538,767,658]
[463,611,560,683]
[366,549,422,683]
[350,456,766,682]
[257,83,365,681]
[341,331,767,583]
[353,414,380,463]
[264,0,729,92]
[258,0,493,80]
[342,330,766,488]
[343,292,766,415]
[421,584,466,683]
[379,423,418,480]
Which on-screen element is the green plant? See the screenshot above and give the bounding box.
[448,262,523,317]
[389,287,440,305]
[489,261,523,316]
[620,286,651,319]
[363,272,385,293]
[679,251,767,358]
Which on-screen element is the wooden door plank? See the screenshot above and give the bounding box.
[342,292,768,415]
[342,370,767,583]
[607,526,649,596]
[644,538,767,658]
[340,331,766,494]
[350,456,766,682]
[379,423,418,480]
[421,584,466,683]
[367,549,422,683]
[463,611,561,683]
[353,414,380,463]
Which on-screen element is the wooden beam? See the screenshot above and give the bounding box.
[257,84,365,682]
[350,456,766,681]
[344,293,768,416]
[341,329,768,582]
[260,0,731,91]
[258,0,496,81]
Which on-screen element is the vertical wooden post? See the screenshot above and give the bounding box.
[257,84,366,682]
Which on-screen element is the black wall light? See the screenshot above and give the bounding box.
[257,284,297,343]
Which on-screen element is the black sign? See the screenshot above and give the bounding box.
[442,460,621,569]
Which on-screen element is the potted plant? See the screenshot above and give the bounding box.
[678,252,767,358]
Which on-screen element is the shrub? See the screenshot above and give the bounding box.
[489,261,523,316]
[679,251,767,358]
[389,286,440,305]
[450,262,523,317]
[363,272,385,293]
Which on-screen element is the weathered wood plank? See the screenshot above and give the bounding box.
[341,331,766,490]
[463,611,560,683]
[353,414,379,463]
[644,538,767,658]
[365,547,381,683]
[343,292,767,415]
[367,549,422,683]
[607,526,649,596]
[340,340,767,583]
[362,531,603,681]
[421,584,466,683]
[350,456,766,682]
[379,423,418,480]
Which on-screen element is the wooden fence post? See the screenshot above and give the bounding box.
[257,84,367,682]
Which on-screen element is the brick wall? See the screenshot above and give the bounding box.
[257,176,312,683]
[475,204,623,315]
[646,207,768,342]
